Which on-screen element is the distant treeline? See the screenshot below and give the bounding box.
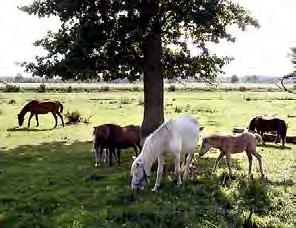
[0,75,289,84]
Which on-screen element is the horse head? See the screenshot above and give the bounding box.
[17,113,24,127]
[199,137,212,156]
[130,157,148,191]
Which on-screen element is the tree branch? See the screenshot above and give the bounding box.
[277,74,296,94]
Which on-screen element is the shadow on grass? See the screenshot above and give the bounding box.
[258,144,292,150]
[0,141,290,227]
[6,127,59,132]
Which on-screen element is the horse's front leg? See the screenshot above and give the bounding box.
[212,151,224,173]
[152,155,165,192]
[27,113,34,128]
[35,114,39,127]
[225,152,234,178]
[173,153,182,184]
[183,152,193,181]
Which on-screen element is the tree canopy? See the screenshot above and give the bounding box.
[21,0,258,81]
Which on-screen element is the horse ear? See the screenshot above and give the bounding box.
[132,156,136,161]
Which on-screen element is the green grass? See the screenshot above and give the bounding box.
[0,90,295,227]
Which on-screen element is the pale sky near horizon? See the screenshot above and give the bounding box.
[0,0,296,78]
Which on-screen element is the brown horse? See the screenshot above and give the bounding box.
[92,124,141,167]
[18,100,64,128]
[248,116,287,147]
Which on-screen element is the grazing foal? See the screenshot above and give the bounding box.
[199,132,264,177]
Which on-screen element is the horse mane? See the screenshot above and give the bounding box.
[136,120,172,174]
[19,100,39,116]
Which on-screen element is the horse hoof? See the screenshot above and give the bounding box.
[94,163,100,168]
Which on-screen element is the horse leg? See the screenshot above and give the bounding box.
[251,151,264,177]
[27,113,34,128]
[152,155,165,192]
[109,147,115,166]
[212,151,224,173]
[173,153,182,184]
[116,148,121,165]
[282,136,286,148]
[57,112,64,127]
[35,114,39,127]
[225,152,234,178]
[246,152,253,176]
[52,113,58,128]
[183,152,194,181]
[94,146,100,167]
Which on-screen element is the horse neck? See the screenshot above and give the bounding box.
[139,135,163,173]
[19,105,29,116]
[208,137,223,150]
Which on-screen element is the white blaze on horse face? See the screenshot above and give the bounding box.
[131,160,146,191]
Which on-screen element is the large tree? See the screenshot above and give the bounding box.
[21,0,258,137]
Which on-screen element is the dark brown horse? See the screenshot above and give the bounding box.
[92,124,141,166]
[248,116,287,147]
[18,100,64,128]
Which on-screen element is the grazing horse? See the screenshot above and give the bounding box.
[131,114,203,192]
[93,124,141,167]
[248,116,287,147]
[18,100,64,128]
[199,132,264,177]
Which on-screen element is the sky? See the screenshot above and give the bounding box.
[0,0,296,78]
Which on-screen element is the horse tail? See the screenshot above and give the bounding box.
[56,101,63,113]
[282,121,287,139]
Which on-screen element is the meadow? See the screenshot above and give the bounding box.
[0,88,295,227]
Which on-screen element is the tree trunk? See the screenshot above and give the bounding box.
[141,31,164,139]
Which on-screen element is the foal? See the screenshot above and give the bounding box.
[199,132,264,177]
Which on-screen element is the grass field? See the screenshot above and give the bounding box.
[0,89,295,227]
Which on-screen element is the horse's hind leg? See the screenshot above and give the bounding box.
[183,152,193,181]
[57,112,64,127]
[35,114,39,127]
[246,151,253,176]
[52,112,58,128]
[251,151,264,177]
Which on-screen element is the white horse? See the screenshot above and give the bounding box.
[130,114,202,191]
